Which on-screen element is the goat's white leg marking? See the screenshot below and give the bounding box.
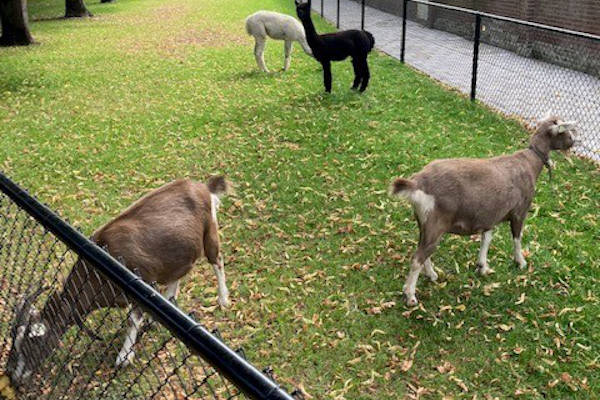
[403,258,424,306]
[164,280,180,302]
[116,308,144,367]
[513,235,527,269]
[423,258,438,282]
[254,37,269,72]
[283,40,293,71]
[477,230,494,275]
[213,257,230,308]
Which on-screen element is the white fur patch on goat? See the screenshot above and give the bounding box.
[210,194,220,224]
[410,190,435,221]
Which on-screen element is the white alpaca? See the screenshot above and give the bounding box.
[245,11,312,72]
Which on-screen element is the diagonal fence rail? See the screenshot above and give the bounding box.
[312,0,600,162]
[0,172,301,400]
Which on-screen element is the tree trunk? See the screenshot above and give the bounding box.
[0,0,34,46]
[65,0,92,18]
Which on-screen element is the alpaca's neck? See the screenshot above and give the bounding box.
[299,14,319,45]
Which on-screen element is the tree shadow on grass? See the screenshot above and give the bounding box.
[32,16,68,22]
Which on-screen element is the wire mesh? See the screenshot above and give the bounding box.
[0,184,300,400]
[311,0,600,162]
[476,17,600,160]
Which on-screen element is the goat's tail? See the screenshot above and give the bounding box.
[364,31,375,52]
[389,177,416,198]
[207,175,232,198]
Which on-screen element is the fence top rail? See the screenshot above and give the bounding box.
[0,171,296,400]
[408,0,600,42]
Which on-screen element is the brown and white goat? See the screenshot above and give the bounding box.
[389,116,577,306]
[8,176,231,383]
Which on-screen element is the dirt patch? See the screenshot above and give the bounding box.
[112,3,248,60]
[117,25,246,60]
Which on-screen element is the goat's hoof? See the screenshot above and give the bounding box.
[426,271,438,282]
[218,297,230,308]
[403,293,419,307]
[516,260,527,270]
[115,351,135,368]
[477,264,494,276]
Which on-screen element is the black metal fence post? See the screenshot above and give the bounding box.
[471,14,482,101]
[401,0,408,62]
[336,0,340,28]
[320,0,324,18]
[361,0,365,30]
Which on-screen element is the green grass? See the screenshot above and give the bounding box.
[1,0,599,398]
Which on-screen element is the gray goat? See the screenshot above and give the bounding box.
[390,115,577,306]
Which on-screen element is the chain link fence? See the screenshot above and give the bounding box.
[312,0,600,162]
[0,173,301,400]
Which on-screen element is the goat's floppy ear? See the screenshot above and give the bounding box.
[557,120,577,134]
[294,0,300,5]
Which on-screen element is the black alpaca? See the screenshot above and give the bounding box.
[295,0,375,93]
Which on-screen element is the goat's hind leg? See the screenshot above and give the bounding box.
[403,222,444,306]
[423,258,438,282]
[116,307,144,367]
[212,257,230,308]
[254,36,269,73]
[205,224,230,308]
[283,40,293,71]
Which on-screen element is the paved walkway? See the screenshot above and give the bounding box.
[312,0,600,161]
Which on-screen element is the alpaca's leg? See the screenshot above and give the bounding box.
[254,37,269,72]
[351,58,362,90]
[322,60,332,93]
[283,40,293,71]
[359,57,370,92]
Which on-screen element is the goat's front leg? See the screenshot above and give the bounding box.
[322,60,332,93]
[510,218,527,269]
[164,279,180,303]
[212,256,230,308]
[116,307,144,367]
[283,40,293,71]
[477,230,494,275]
[254,37,269,73]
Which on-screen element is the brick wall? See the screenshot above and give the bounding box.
[359,0,600,77]
[433,0,600,35]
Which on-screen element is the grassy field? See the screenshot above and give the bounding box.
[1,0,599,398]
